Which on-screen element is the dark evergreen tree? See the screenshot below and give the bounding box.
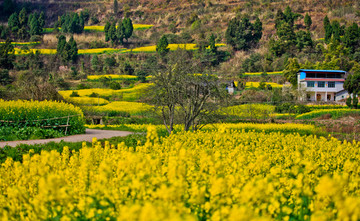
[275,9,285,29]
[116,19,125,44]
[68,36,78,62]
[91,54,101,72]
[57,35,67,55]
[296,30,313,50]
[104,21,111,42]
[344,71,360,108]
[253,17,263,42]
[156,35,169,57]
[225,16,262,50]
[29,15,41,36]
[344,23,360,53]
[304,13,312,30]
[324,15,332,43]
[0,39,15,70]
[283,6,300,27]
[38,12,45,29]
[123,18,133,41]
[331,20,341,42]
[18,8,27,28]
[108,21,117,45]
[8,12,19,34]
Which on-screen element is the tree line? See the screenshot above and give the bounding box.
[104,18,133,45]
[1,8,45,41]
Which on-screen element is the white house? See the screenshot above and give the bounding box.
[297,69,348,102]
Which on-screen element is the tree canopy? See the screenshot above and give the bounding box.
[225,16,262,51]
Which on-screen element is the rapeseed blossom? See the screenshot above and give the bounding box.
[1,126,359,220]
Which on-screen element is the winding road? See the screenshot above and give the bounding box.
[0,129,133,148]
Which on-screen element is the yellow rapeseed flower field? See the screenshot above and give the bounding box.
[66,97,110,106]
[87,74,138,81]
[1,125,359,220]
[93,101,153,115]
[124,43,226,53]
[220,104,275,120]
[245,82,283,88]
[243,71,283,76]
[59,83,152,102]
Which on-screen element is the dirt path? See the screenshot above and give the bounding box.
[0,129,133,148]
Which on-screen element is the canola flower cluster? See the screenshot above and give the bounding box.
[87,74,139,81]
[14,48,124,55]
[0,41,40,46]
[92,101,153,115]
[66,97,110,106]
[43,24,153,33]
[86,122,319,135]
[221,104,275,120]
[59,83,152,102]
[84,24,154,32]
[1,126,359,220]
[14,43,226,55]
[0,99,85,134]
[245,82,283,88]
[307,104,349,110]
[243,71,283,76]
[87,75,152,81]
[296,109,360,120]
[123,43,226,53]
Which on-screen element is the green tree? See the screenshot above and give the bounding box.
[8,12,19,35]
[108,21,117,45]
[0,39,15,70]
[123,18,133,41]
[283,6,300,27]
[344,68,360,109]
[283,58,300,87]
[29,15,41,36]
[296,30,313,50]
[331,20,341,42]
[18,8,27,28]
[275,9,285,29]
[270,21,296,56]
[104,21,111,42]
[324,15,332,44]
[304,13,312,30]
[57,35,67,55]
[68,36,78,62]
[156,35,169,57]
[116,19,125,44]
[91,55,102,72]
[225,16,262,50]
[38,12,45,29]
[344,23,360,53]
[253,17,263,42]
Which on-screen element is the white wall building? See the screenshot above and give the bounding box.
[297,69,348,102]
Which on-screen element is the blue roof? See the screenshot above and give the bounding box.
[298,69,346,73]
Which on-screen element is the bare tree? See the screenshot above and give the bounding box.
[148,49,226,134]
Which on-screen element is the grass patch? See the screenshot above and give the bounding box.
[296,109,360,119]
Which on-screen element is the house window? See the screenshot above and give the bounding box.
[318,81,325,87]
[328,81,335,88]
[307,81,315,87]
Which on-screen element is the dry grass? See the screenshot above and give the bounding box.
[42,33,105,49]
